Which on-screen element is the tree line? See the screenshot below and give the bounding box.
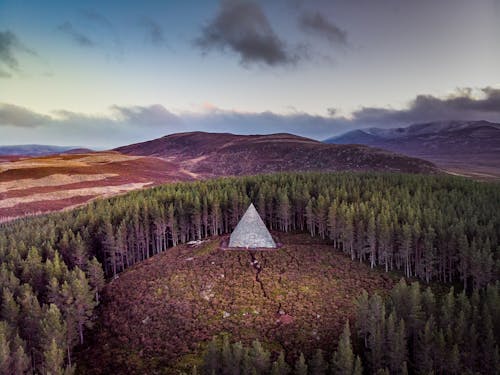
[193,280,500,374]
[0,172,498,373]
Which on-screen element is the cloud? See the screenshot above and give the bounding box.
[195,0,296,66]
[299,12,347,45]
[57,10,122,57]
[111,104,181,126]
[138,17,167,46]
[0,30,36,77]
[0,69,12,78]
[327,107,337,116]
[57,22,94,47]
[346,87,500,128]
[80,9,122,56]
[0,103,51,127]
[80,9,113,29]
[2,87,499,147]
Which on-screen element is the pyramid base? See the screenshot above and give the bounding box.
[219,235,282,251]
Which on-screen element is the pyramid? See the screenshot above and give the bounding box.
[228,204,276,249]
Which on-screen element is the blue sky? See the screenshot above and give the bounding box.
[1,0,499,148]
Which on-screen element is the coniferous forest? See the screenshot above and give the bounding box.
[0,172,499,374]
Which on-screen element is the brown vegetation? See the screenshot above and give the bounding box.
[116,132,438,177]
[0,152,193,219]
[76,233,395,374]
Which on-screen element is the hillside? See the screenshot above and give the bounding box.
[0,152,193,220]
[325,121,500,179]
[76,233,395,374]
[115,131,438,177]
[0,132,438,221]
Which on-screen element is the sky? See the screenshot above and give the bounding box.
[1,0,499,148]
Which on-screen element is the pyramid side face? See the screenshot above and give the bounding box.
[229,204,276,248]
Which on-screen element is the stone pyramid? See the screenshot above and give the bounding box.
[229,203,276,248]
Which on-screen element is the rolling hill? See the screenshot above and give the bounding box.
[0,152,192,221]
[76,232,395,374]
[0,132,439,221]
[325,121,500,179]
[115,131,438,177]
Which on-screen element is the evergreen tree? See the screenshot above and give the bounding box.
[293,353,307,375]
[249,340,270,374]
[309,349,327,375]
[85,257,105,304]
[332,321,355,375]
[0,323,10,375]
[203,337,220,375]
[270,351,290,375]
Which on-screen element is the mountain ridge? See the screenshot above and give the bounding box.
[325,120,500,179]
[115,131,438,176]
[0,144,93,156]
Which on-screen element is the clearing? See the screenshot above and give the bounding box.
[77,233,395,374]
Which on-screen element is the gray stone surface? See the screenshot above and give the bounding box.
[228,204,276,248]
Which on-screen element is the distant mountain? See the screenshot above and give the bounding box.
[0,144,83,156]
[61,148,94,154]
[115,131,437,176]
[325,121,500,179]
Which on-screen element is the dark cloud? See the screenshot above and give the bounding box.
[348,87,500,128]
[80,9,113,29]
[299,12,347,45]
[138,18,167,46]
[327,107,337,116]
[0,103,51,127]
[80,10,123,57]
[111,104,180,126]
[195,0,296,66]
[57,22,94,47]
[0,30,36,77]
[0,31,20,70]
[138,18,165,46]
[59,10,122,57]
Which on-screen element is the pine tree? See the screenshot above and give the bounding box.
[355,290,370,347]
[416,317,435,374]
[447,344,460,374]
[1,288,20,326]
[85,257,105,304]
[294,353,307,375]
[43,339,65,375]
[40,303,67,371]
[11,341,30,375]
[352,356,363,375]
[309,349,327,375]
[270,351,290,375]
[332,321,355,375]
[386,313,407,374]
[367,294,386,371]
[250,340,270,374]
[203,337,220,374]
[0,323,10,375]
